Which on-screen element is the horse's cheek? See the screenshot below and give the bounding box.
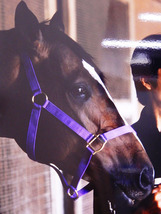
[94,142,119,172]
[93,135,140,173]
[0,56,20,89]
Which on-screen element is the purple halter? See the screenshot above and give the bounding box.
[22,54,136,199]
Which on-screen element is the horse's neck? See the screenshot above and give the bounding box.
[0,85,30,151]
[0,115,14,140]
[0,100,17,138]
[0,104,29,153]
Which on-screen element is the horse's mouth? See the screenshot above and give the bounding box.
[108,184,143,214]
[112,167,153,202]
[117,184,146,201]
[110,168,154,213]
[114,178,152,208]
[106,189,137,214]
[116,185,139,206]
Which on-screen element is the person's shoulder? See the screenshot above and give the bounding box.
[132,120,141,133]
[131,107,147,139]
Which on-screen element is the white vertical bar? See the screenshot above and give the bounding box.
[50,168,64,214]
[74,180,93,214]
[129,0,140,123]
[74,180,83,214]
[67,0,77,41]
[44,0,57,19]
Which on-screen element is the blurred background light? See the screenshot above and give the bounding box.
[101,38,161,49]
[138,13,161,22]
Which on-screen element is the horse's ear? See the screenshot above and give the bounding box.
[50,11,65,32]
[15,1,41,42]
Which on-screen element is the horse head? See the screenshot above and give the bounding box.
[0,1,154,213]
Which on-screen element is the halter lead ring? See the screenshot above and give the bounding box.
[67,186,79,199]
[32,92,48,108]
[22,53,136,199]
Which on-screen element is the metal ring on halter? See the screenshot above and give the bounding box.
[32,92,48,108]
[86,134,107,155]
[67,186,79,199]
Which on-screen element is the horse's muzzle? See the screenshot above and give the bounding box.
[113,166,154,201]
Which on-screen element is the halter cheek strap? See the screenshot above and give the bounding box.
[22,54,136,199]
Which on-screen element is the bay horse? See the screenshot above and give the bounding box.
[0,1,154,214]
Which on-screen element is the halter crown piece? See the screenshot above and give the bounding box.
[22,53,136,199]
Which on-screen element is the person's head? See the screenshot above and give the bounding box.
[130,34,161,106]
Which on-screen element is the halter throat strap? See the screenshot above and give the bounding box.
[22,54,136,199]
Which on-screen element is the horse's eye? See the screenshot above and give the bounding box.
[69,83,91,103]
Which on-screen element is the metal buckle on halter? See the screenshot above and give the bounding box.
[86,134,107,155]
[32,92,48,108]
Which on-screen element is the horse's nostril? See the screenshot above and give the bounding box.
[139,167,152,190]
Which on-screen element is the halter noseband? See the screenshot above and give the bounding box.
[22,54,136,199]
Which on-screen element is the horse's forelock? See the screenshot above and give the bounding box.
[40,22,106,83]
